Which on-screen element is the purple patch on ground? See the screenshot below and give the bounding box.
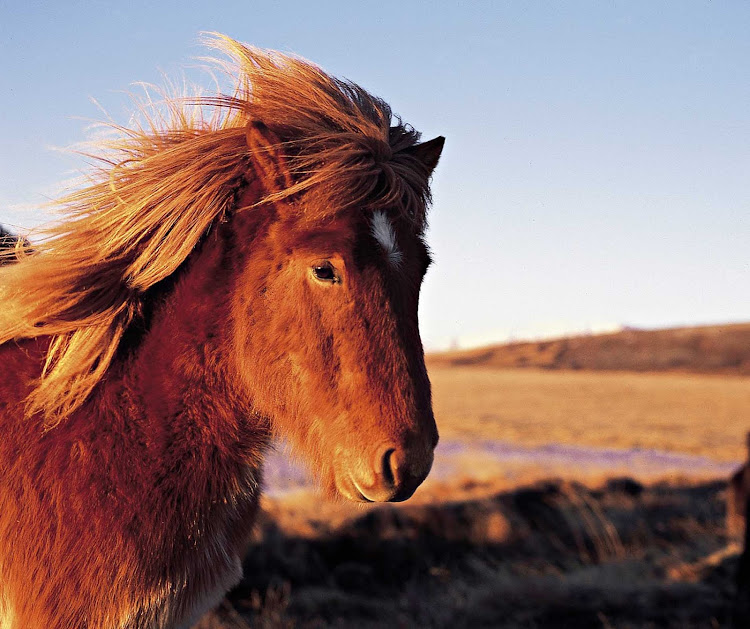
[262,439,740,496]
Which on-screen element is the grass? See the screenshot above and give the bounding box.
[210,478,737,628]
[195,347,750,627]
[429,367,750,462]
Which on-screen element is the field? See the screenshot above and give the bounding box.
[429,367,750,462]
[196,325,750,628]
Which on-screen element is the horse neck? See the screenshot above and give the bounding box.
[100,222,269,459]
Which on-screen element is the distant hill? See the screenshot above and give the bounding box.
[427,323,750,375]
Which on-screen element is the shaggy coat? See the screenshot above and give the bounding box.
[0,36,442,628]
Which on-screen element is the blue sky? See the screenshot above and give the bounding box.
[2,2,748,349]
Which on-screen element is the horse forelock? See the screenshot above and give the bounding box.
[0,34,434,423]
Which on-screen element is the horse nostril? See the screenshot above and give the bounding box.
[381,447,397,488]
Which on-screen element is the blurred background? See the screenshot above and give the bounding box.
[2,2,750,627]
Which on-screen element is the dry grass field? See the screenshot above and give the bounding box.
[429,367,750,462]
[196,324,750,628]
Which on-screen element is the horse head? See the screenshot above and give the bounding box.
[229,122,443,502]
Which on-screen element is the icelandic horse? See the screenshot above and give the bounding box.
[0,35,443,628]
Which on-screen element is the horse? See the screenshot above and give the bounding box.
[0,226,13,248]
[0,227,27,264]
[0,35,443,628]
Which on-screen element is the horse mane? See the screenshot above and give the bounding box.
[0,34,432,425]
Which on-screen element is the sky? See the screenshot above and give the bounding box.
[1,1,748,350]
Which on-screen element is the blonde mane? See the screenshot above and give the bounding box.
[0,34,431,424]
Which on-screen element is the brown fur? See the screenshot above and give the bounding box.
[0,35,443,628]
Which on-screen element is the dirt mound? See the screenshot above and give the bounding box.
[197,478,737,628]
[428,323,750,375]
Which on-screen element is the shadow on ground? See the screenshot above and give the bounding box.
[196,478,737,628]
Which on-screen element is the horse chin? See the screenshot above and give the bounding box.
[332,471,374,503]
[329,469,375,502]
[333,469,419,503]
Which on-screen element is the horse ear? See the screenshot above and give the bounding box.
[404,136,445,175]
[245,121,293,195]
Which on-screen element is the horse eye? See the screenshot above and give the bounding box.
[312,263,337,283]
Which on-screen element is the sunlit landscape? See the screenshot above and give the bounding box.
[3,3,749,627]
[192,324,749,628]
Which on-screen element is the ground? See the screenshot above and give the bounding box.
[196,324,750,628]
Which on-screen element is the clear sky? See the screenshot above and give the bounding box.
[2,1,748,349]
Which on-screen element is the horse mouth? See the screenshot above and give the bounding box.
[350,477,375,502]
[334,474,375,503]
[343,472,420,503]
[333,442,436,503]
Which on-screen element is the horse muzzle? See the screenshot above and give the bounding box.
[337,440,436,503]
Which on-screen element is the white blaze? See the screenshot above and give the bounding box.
[370,210,403,268]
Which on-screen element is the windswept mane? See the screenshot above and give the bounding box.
[0,34,431,424]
